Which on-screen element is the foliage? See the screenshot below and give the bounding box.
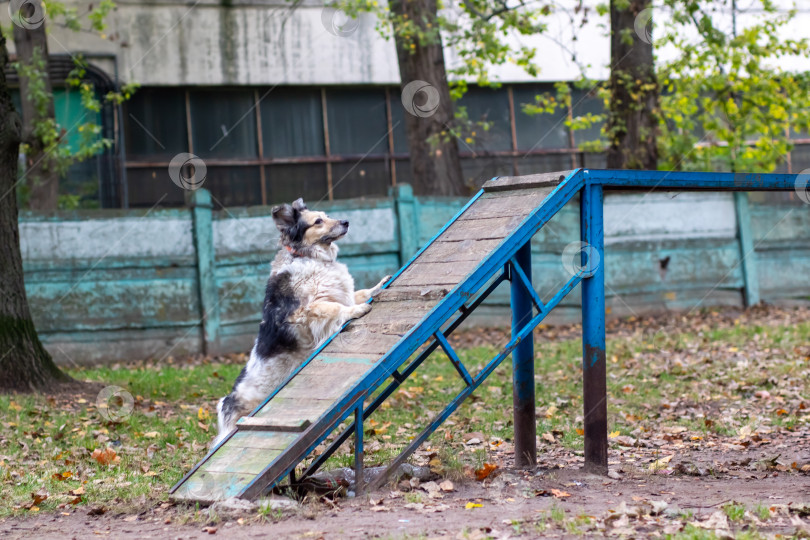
[337,0,547,93]
[523,0,810,173]
[521,80,609,153]
[657,0,810,172]
[12,1,137,208]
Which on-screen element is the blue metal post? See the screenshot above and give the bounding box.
[354,403,364,495]
[511,241,536,468]
[580,183,608,474]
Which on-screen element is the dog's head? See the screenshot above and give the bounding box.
[272,198,349,255]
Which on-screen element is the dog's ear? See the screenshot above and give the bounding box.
[272,203,298,230]
[291,198,307,212]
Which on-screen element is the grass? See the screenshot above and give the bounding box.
[0,360,240,517]
[723,503,746,522]
[0,314,808,519]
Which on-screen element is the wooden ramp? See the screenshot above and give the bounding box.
[170,168,808,502]
[170,171,578,503]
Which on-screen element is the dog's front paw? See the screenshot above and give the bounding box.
[372,275,393,296]
[350,303,372,319]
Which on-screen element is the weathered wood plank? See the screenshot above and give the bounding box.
[438,215,525,242]
[458,188,553,221]
[416,238,503,264]
[395,260,481,287]
[324,329,403,354]
[237,417,312,432]
[355,300,436,325]
[201,446,285,475]
[483,171,569,192]
[226,431,299,449]
[253,397,334,421]
[375,286,451,302]
[314,353,381,366]
[171,470,254,502]
[274,373,361,400]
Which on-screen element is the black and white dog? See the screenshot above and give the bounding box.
[215,199,389,444]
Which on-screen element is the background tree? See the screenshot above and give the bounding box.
[526,0,809,175]
[657,0,810,173]
[12,0,60,210]
[0,25,70,392]
[605,0,658,169]
[11,0,130,210]
[339,0,548,195]
[1,1,132,392]
[387,0,464,196]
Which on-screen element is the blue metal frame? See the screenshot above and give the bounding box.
[173,168,805,500]
[511,242,536,468]
[580,181,607,472]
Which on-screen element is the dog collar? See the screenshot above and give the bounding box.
[284,245,303,258]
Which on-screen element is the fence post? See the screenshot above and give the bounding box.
[734,192,760,307]
[191,188,220,355]
[580,182,608,475]
[511,242,536,469]
[394,183,419,266]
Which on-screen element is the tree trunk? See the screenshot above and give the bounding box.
[389,0,466,196]
[0,27,70,392]
[13,0,61,210]
[606,0,659,170]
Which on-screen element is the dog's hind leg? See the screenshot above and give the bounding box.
[214,394,240,445]
[354,275,392,303]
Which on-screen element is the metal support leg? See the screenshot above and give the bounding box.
[354,403,364,496]
[580,183,608,474]
[511,242,536,469]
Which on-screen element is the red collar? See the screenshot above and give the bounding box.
[284,245,304,258]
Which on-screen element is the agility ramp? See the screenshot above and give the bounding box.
[171,169,803,503]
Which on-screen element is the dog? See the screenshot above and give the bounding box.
[215,198,390,444]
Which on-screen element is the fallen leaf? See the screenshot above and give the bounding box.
[143,431,160,438]
[608,430,620,438]
[648,455,674,471]
[31,489,48,505]
[91,448,119,466]
[52,471,73,481]
[465,502,483,509]
[439,480,454,492]
[551,489,571,499]
[474,463,498,481]
[70,486,86,496]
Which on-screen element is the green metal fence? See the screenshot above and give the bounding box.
[18,184,810,365]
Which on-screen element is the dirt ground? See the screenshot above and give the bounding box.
[2,305,810,538]
[2,442,808,539]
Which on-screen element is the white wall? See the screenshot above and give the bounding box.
[3,0,808,86]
